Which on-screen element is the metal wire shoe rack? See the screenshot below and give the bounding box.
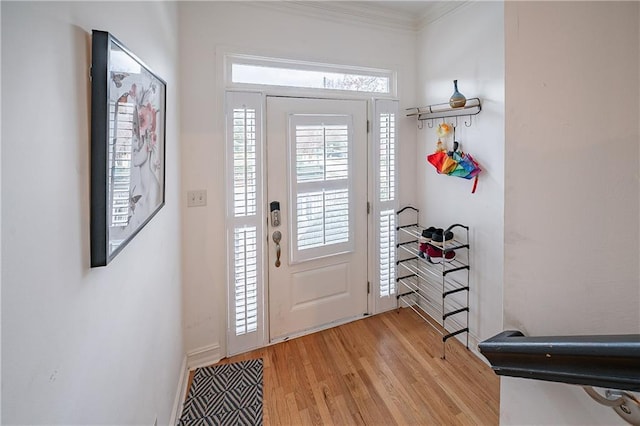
[396,206,470,359]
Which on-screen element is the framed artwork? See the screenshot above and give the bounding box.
[90,30,166,267]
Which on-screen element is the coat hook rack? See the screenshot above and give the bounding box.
[465,115,473,127]
[406,97,482,130]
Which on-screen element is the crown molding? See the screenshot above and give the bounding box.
[253,1,417,32]
[252,1,471,33]
[416,1,470,29]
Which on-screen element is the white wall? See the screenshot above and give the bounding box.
[416,2,505,349]
[0,2,4,423]
[503,1,639,424]
[1,2,183,424]
[178,1,418,355]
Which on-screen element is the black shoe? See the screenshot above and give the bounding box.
[431,229,454,246]
[421,226,437,242]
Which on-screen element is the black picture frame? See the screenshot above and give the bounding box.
[90,30,167,267]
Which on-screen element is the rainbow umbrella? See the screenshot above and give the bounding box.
[427,146,481,193]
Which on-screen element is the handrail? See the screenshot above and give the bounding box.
[479,330,640,391]
[479,331,640,425]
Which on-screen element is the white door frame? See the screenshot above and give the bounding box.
[225,90,398,356]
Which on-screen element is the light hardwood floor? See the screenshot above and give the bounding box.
[186,308,500,425]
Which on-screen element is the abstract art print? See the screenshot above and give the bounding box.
[90,30,166,267]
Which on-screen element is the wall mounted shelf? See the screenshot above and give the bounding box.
[407,97,481,128]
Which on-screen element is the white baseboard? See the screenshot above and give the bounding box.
[186,343,222,370]
[169,356,187,426]
[169,344,222,426]
[169,344,222,425]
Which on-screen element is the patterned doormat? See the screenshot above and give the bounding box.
[178,358,263,426]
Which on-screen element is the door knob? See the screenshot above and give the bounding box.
[272,231,282,267]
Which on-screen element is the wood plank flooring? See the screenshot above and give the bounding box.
[186,308,500,425]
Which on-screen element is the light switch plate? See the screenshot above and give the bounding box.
[187,190,207,207]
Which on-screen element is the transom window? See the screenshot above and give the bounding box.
[227,54,394,96]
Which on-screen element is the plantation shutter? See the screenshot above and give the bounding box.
[226,91,264,355]
[374,100,399,313]
[289,115,354,263]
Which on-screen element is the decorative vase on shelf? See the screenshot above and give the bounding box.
[449,80,467,108]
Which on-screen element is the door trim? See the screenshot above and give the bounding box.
[225,91,399,357]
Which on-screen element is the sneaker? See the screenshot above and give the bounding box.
[419,227,437,256]
[431,229,454,246]
[426,244,456,263]
[418,242,428,258]
[421,227,437,242]
[443,249,456,262]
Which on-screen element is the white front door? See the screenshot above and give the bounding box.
[266,97,369,341]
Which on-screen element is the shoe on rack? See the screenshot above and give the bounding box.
[420,227,437,242]
[443,249,456,262]
[426,244,456,263]
[419,242,428,257]
[431,229,454,246]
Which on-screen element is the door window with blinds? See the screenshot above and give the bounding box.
[288,115,354,263]
[225,91,264,355]
[373,100,399,313]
